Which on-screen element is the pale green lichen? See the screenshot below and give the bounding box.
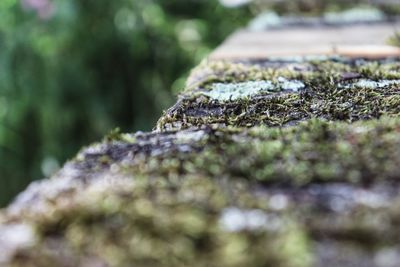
[249,7,387,31]
[202,79,305,102]
[324,6,386,24]
[278,77,305,91]
[203,81,276,101]
[248,11,282,31]
[344,79,400,89]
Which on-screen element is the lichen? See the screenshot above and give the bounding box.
[202,79,305,102]
[203,81,276,101]
[344,79,400,89]
[323,6,386,24]
[249,7,388,31]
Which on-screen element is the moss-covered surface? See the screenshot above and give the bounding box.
[158,59,400,131]
[0,116,399,266]
[71,117,400,186]
[1,53,400,265]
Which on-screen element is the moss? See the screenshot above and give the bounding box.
[3,119,400,266]
[3,175,313,267]
[2,55,400,266]
[158,59,400,131]
[123,118,400,186]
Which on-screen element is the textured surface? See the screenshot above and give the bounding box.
[210,24,400,60]
[1,11,400,267]
[158,59,400,131]
[211,8,400,60]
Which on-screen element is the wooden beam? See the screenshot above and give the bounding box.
[210,22,400,60]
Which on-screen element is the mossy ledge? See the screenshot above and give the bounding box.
[1,55,400,267]
[158,59,400,131]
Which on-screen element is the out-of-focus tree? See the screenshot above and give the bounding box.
[0,0,251,206]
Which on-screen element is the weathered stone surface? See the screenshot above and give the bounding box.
[1,11,400,267]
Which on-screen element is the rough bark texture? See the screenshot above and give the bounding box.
[1,10,400,267]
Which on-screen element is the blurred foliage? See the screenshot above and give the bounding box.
[0,0,251,206]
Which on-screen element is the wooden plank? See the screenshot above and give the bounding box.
[210,22,400,60]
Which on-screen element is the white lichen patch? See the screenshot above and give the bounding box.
[266,55,342,64]
[374,248,400,267]
[0,223,36,263]
[9,174,83,216]
[203,79,304,102]
[324,7,385,24]
[176,130,206,143]
[219,207,281,232]
[277,77,305,91]
[248,11,281,31]
[203,81,274,101]
[269,194,289,211]
[355,189,390,209]
[343,79,400,89]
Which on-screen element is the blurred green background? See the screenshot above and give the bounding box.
[0,0,251,206]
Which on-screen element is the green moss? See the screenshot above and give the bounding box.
[158,59,400,131]
[4,115,400,266]
[35,116,400,194]
[2,56,400,266]
[4,175,314,267]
